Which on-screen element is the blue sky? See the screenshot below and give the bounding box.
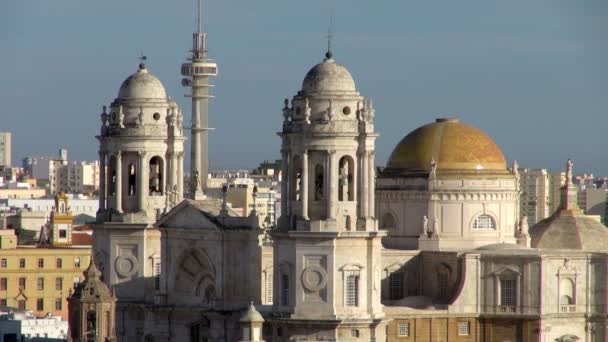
[1,0,607,175]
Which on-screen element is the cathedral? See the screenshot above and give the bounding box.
[75,5,608,342]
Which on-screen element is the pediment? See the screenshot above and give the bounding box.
[156,201,221,231]
[490,266,520,277]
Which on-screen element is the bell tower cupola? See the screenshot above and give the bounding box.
[271,50,387,341]
[96,61,185,224]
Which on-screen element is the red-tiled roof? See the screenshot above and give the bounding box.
[71,233,93,246]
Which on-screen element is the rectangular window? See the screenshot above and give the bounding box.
[345,274,359,307]
[19,258,25,268]
[36,298,44,311]
[154,262,161,291]
[458,321,470,336]
[19,277,26,289]
[500,279,517,306]
[18,300,25,310]
[0,299,6,307]
[38,258,44,268]
[74,257,81,268]
[56,258,62,269]
[55,277,63,290]
[351,329,360,338]
[398,322,409,337]
[37,277,44,290]
[0,278,6,291]
[281,274,289,306]
[55,298,62,311]
[438,272,449,299]
[1,258,6,268]
[73,276,80,288]
[389,272,405,300]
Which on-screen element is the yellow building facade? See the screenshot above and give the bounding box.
[0,241,91,320]
[0,194,91,320]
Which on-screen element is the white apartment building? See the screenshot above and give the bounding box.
[519,168,552,225]
[0,132,11,167]
[0,309,68,341]
[25,149,100,195]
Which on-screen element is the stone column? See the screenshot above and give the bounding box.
[177,152,184,201]
[169,152,178,204]
[327,150,336,219]
[280,149,289,222]
[138,151,147,212]
[368,151,375,218]
[301,150,309,220]
[360,150,368,218]
[98,151,106,211]
[114,151,123,213]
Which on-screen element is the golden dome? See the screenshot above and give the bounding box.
[386,118,507,172]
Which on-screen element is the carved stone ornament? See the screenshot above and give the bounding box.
[301,265,328,292]
[115,255,138,278]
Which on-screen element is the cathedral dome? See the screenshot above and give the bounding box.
[530,209,608,252]
[301,54,356,93]
[117,63,167,100]
[386,118,507,173]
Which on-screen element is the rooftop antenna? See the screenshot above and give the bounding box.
[325,9,334,59]
[197,0,203,34]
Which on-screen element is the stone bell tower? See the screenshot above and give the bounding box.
[93,61,184,309]
[271,49,386,341]
[96,62,185,224]
[68,257,117,342]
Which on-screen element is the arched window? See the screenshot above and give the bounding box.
[338,156,354,201]
[127,163,136,196]
[560,278,575,305]
[86,311,96,342]
[149,156,164,195]
[381,212,397,233]
[314,164,324,201]
[202,285,216,305]
[437,264,451,301]
[473,214,496,230]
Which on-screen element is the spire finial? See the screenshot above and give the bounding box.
[138,53,147,70]
[325,9,334,60]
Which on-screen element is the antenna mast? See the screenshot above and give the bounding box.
[181,0,218,199]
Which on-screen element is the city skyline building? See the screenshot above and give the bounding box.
[0,132,12,167]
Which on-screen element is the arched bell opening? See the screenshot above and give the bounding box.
[338,155,355,202]
[314,164,324,201]
[290,155,302,201]
[149,156,164,195]
[108,156,117,196]
[127,163,137,196]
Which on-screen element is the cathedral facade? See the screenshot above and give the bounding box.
[87,16,608,342]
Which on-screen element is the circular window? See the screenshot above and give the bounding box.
[295,107,301,115]
[343,106,351,115]
[153,112,161,121]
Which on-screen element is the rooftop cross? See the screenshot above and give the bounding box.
[138,53,147,69]
[325,9,334,59]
